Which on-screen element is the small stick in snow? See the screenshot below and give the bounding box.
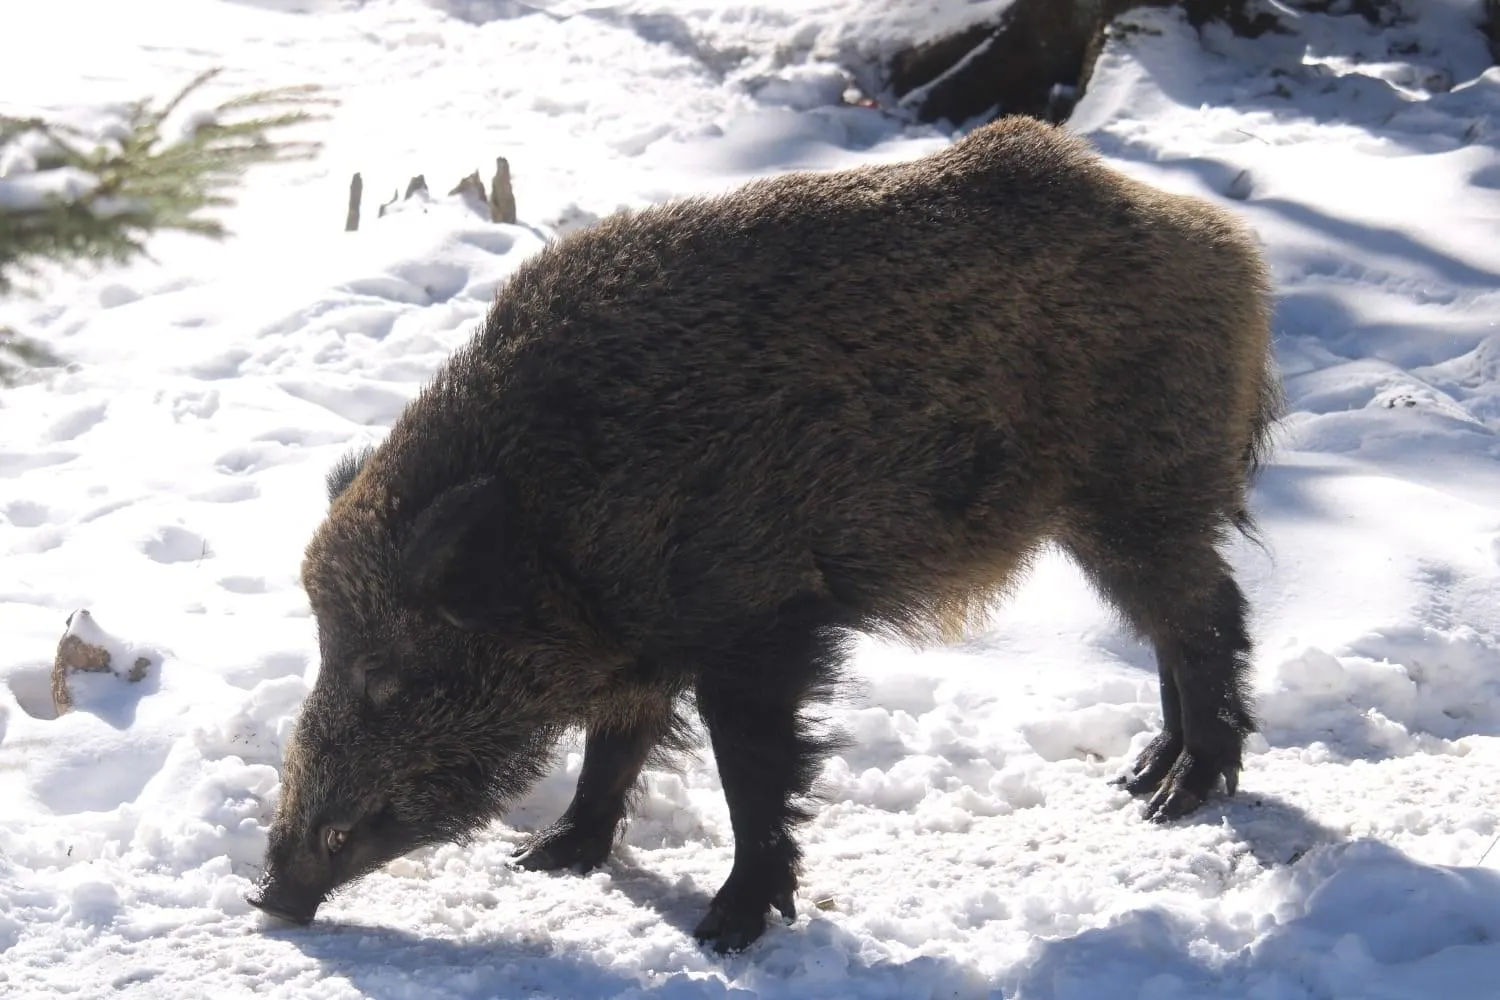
[345,172,362,232]
[1478,831,1500,867]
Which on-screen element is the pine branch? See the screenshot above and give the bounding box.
[0,67,334,294]
[0,324,63,387]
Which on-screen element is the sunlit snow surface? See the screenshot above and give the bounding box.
[2,1,1499,997]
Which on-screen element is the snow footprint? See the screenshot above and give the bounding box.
[0,450,77,477]
[277,378,411,426]
[140,525,210,565]
[343,260,471,305]
[164,388,220,422]
[215,443,294,475]
[2,499,54,528]
[4,499,68,553]
[190,480,260,503]
[43,401,108,443]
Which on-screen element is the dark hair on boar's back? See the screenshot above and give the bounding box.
[247,114,1284,953]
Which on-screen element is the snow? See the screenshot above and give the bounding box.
[1,0,1499,997]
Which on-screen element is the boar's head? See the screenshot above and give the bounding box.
[247,445,562,925]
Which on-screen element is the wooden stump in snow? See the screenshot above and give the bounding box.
[345,172,363,232]
[489,157,517,225]
[449,170,490,220]
[359,161,517,224]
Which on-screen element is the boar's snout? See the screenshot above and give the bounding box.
[245,874,321,925]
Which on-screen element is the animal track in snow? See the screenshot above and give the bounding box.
[96,283,141,308]
[218,576,268,595]
[187,349,251,380]
[141,526,210,565]
[190,480,260,503]
[13,526,65,554]
[214,444,295,476]
[32,741,170,815]
[252,426,351,448]
[76,499,139,525]
[165,389,220,422]
[43,402,108,443]
[277,378,412,426]
[2,500,53,528]
[344,260,471,305]
[457,228,518,255]
[0,451,76,478]
[222,651,309,690]
[259,300,399,342]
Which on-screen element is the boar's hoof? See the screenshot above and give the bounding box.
[1112,731,1182,797]
[693,887,796,954]
[1115,734,1240,823]
[1142,749,1240,823]
[511,821,616,873]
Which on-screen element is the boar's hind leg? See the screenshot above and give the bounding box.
[513,708,677,873]
[691,601,848,954]
[1063,519,1256,822]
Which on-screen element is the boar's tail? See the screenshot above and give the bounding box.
[1231,354,1286,550]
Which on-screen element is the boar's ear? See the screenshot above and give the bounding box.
[398,476,507,628]
[327,445,376,505]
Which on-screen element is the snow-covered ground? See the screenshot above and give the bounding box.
[2,0,1500,997]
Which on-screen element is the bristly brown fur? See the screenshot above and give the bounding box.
[257,114,1285,954]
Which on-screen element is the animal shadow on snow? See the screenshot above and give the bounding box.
[277,894,1002,1000]
[561,855,717,939]
[272,923,648,1000]
[1194,789,1345,868]
[272,796,1340,999]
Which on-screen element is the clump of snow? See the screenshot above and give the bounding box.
[1,0,1499,996]
[0,165,100,212]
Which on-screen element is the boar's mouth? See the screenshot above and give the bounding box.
[245,875,322,926]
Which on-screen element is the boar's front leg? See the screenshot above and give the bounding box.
[691,603,847,954]
[513,707,673,873]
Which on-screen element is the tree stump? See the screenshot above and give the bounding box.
[51,609,152,717]
[490,157,517,225]
[449,170,490,219]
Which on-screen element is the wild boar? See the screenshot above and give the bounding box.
[246,114,1284,953]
